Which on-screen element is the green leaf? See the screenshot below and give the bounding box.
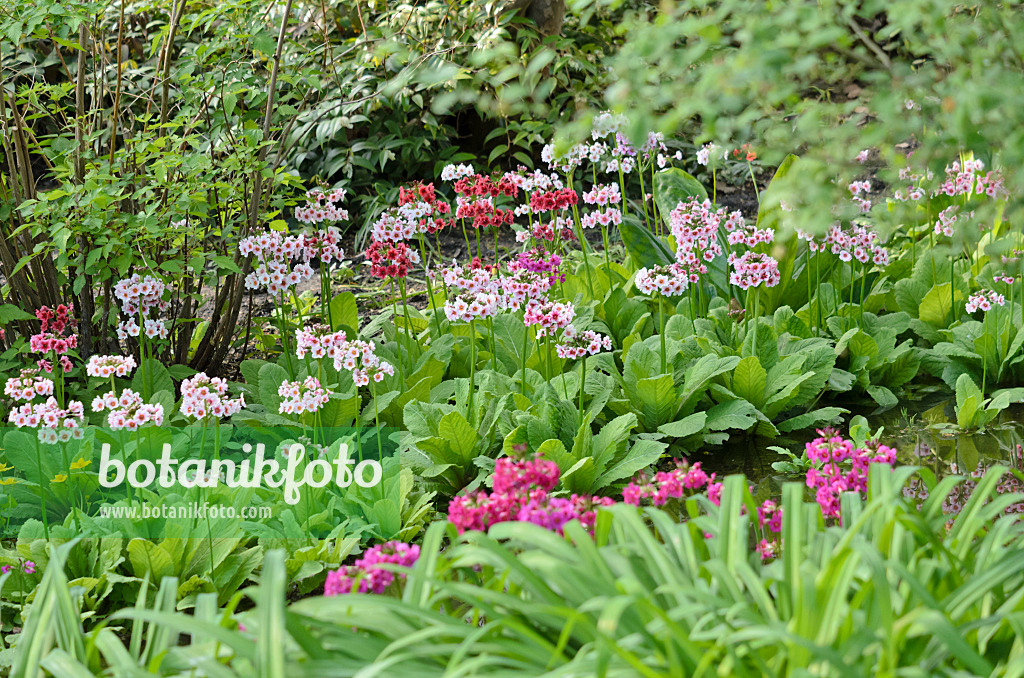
[0,304,34,323]
[865,385,898,409]
[258,363,289,414]
[957,395,979,429]
[705,399,758,432]
[598,439,667,487]
[657,412,707,439]
[619,216,674,269]
[131,360,175,398]
[919,283,959,327]
[732,356,767,409]
[777,407,848,433]
[330,292,359,334]
[438,411,478,463]
[211,255,241,274]
[654,168,707,219]
[126,539,175,581]
[635,374,678,428]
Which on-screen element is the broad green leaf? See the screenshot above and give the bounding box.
[732,356,767,408]
[654,168,707,219]
[438,411,477,463]
[657,412,707,439]
[777,407,848,433]
[705,399,758,432]
[619,216,674,269]
[330,291,359,334]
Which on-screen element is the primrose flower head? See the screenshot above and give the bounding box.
[330,339,394,386]
[99,388,165,431]
[278,377,331,415]
[4,369,54,402]
[180,373,245,420]
[728,251,781,290]
[555,328,613,360]
[635,263,691,297]
[523,299,575,338]
[444,291,500,322]
[966,289,1006,315]
[86,355,137,379]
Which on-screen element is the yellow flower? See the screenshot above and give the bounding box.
[0,463,11,473]
[0,477,17,486]
[70,458,91,470]
[51,474,67,484]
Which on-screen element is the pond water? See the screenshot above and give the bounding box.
[700,397,1024,489]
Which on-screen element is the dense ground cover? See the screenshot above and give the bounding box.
[4,0,1024,675]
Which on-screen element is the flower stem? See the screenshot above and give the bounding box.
[659,295,668,375]
[520,314,530,396]
[468,319,477,427]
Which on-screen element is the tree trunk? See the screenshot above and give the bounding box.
[507,0,565,36]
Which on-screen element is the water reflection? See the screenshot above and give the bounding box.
[700,399,1024,485]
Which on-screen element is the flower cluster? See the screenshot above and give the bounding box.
[635,263,691,297]
[437,263,500,295]
[452,174,516,230]
[453,173,519,200]
[893,158,1007,202]
[85,355,137,379]
[448,454,613,535]
[299,227,346,265]
[506,168,564,198]
[580,207,623,230]
[508,250,565,290]
[669,199,726,273]
[8,397,85,442]
[724,212,773,248]
[240,231,316,295]
[902,455,1024,518]
[524,299,575,338]
[805,429,896,519]
[728,251,781,290]
[324,541,420,596]
[529,188,579,213]
[541,142,595,174]
[755,498,783,561]
[371,202,434,242]
[501,267,554,308]
[444,291,500,322]
[398,181,452,234]
[34,304,74,334]
[4,370,54,402]
[847,180,872,212]
[965,289,1006,314]
[278,377,331,415]
[295,324,348,360]
[180,373,245,420]
[623,459,713,506]
[582,183,622,206]
[117,318,169,342]
[30,305,78,373]
[696,143,725,166]
[92,389,165,430]
[294,186,348,224]
[732,143,757,162]
[934,205,971,238]
[331,339,394,386]
[365,240,418,280]
[936,158,1004,199]
[823,223,889,266]
[555,327,613,359]
[113,277,168,316]
[0,561,36,576]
